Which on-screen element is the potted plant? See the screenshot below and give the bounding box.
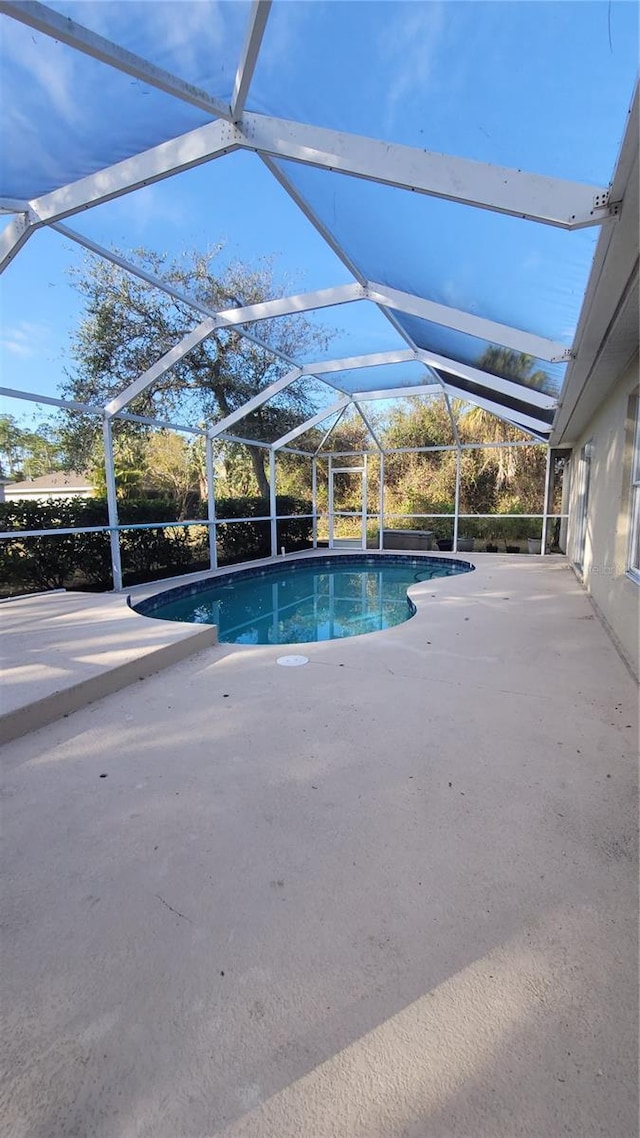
[479,519,498,552]
[432,516,454,551]
[526,520,543,554]
[457,517,480,552]
[500,514,522,553]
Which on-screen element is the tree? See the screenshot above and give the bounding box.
[0,414,66,480]
[60,248,332,497]
[141,431,201,517]
[457,403,546,514]
[476,346,552,392]
[0,415,25,478]
[381,397,457,519]
[90,430,147,500]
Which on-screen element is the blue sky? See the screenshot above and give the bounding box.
[1,0,638,426]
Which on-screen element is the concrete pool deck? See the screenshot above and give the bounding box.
[0,590,217,745]
[1,554,638,1137]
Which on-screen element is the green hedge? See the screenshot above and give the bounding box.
[0,495,312,593]
[212,495,312,566]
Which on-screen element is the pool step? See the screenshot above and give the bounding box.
[0,623,217,746]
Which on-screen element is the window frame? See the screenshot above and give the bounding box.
[627,399,640,584]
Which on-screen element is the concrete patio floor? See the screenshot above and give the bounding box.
[0,590,217,745]
[1,554,638,1137]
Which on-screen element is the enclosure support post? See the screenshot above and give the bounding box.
[102,416,122,591]
[541,445,552,556]
[312,456,318,549]
[205,435,217,570]
[453,446,461,554]
[378,451,385,550]
[328,454,334,549]
[269,448,278,557]
[362,452,368,550]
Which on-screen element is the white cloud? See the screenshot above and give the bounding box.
[105,182,188,235]
[379,2,446,134]
[5,22,84,127]
[133,0,228,79]
[1,321,50,359]
[255,2,316,77]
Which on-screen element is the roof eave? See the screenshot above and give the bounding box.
[550,85,639,447]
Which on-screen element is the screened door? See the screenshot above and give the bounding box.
[329,462,368,550]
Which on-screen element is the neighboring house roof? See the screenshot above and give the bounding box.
[6,472,92,491]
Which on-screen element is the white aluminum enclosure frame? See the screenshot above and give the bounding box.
[0,381,562,578]
[0,2,635,590]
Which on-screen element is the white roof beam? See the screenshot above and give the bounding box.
[50,227,361,412]
[272,398,351,450]
[352,383,443,402]
[0,198,30,212]
[231,0,271,121]
[27,119,241,229]
[301,348,416,375]
[504,421,548,443]
[362,285,463,443]
[1,104,617,271]
[0,0,231,119]
[105,319,218,416]
[313,405,349,454]
[241,114,615,230]
[117,412,206,436]
[207,368,301,439]
[354,403,383,451]
[211,282,364,327]
[0,212,36,273]
[415,349,557,410]
[0,385,204,435]
[366,283,571,363]
[262,154,368,285]
[52,223,321,371]
[0,385,101,414]
[442,383,550,436]
[262,149,474,449]
[218,432,271,450]
[265,148,461,442]
[54,224,361,329]
[53,222,220,316]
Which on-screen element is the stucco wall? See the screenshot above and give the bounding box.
[566,355,639,677]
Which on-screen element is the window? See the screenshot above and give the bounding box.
[628,399,640,582]
[574,440,592,574]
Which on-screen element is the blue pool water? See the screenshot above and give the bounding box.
[134,555,473,645]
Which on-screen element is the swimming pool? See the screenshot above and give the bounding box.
[133,554,474,645]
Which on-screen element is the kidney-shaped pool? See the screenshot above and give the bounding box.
[132,554,474,645]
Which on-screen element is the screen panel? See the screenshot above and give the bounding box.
[272,159,597,352]
[0,17,214,198]
[251,1,637,183]
[50,0,250,99]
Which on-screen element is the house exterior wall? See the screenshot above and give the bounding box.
[3,486,94,502]
[566,354,639,677]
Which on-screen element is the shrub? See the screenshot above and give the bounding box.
[0,498,112,592]
[0,494,312,593]
[214,495,312,565]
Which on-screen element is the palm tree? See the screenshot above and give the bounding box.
[477,346,551,391]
